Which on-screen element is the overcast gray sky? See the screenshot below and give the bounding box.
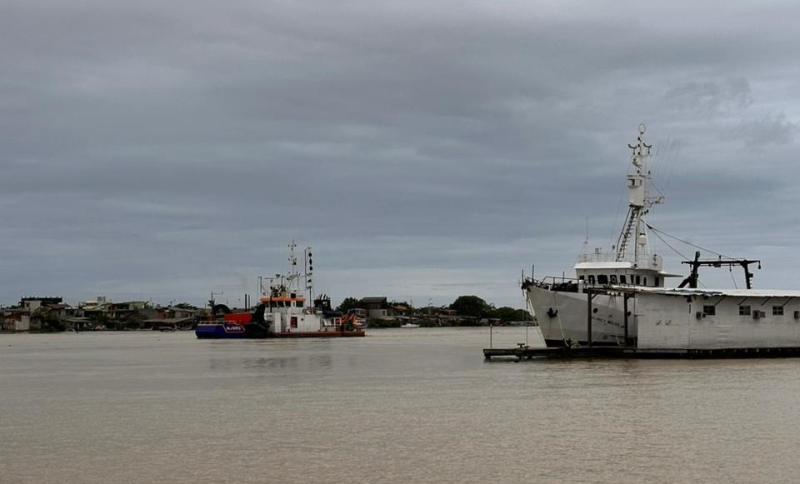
[2,0,799,309]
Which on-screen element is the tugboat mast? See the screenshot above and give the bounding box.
[304,246,314,303]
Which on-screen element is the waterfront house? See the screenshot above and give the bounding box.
[360,296,390,320]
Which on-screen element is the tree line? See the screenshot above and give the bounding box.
[336,295,532,324]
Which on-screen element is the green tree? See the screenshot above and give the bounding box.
[336,297,361,313]
[449,295,491,318]
[488,306,534,323]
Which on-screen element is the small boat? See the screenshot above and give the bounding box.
[196,242,365,339]
[400,323,420,328]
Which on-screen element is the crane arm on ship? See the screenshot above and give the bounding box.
[679,251,761,290]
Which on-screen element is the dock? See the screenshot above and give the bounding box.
[483,344,800,360]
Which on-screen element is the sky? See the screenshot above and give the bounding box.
[2,0,799,310]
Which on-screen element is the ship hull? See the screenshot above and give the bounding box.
[195,322,365,339]
[526,285,636,347]
[195,322,249,339]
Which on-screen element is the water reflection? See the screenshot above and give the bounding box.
[209,356,300,371]
[309,354,333,370]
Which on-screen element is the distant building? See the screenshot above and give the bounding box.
[2,297,70,332]
[436,308,459,326]
[108,301,149,320]
[159,307,198,320]
[1,311,31,332]
[20,297,63,312]
[359,296,390,320]
[389,302,412,317]
[80,296,109,311]
[144,306,199,329]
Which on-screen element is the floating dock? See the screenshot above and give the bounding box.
[483,344,800,360]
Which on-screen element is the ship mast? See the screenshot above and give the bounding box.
[614,124,662,264]
[304,246,314,303]
[281,240,301,295]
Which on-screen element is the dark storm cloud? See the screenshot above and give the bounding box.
[2,0,799,308]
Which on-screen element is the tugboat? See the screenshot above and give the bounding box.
[195,242,365,339]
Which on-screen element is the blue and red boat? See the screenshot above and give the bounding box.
[196,243,365,339]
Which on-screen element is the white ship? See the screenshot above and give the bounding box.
[523,125,800,354]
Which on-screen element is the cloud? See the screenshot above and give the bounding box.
[731,114,799,147]
[664,77,753,117]
[1,0,800,309]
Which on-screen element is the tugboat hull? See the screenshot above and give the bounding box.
[194,322,249,339]
[194,322,365,339]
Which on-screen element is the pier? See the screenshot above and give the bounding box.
[483,344,800,360]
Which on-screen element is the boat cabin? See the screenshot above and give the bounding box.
[574,251,679,288]
[259,294,306,310]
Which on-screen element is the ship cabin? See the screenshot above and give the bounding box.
[574,250,680,289]
[259,294,306,311]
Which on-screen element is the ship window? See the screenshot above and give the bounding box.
[643,277,647,286]
[620,275,627,284]
[739,305,751,316]
[610,275,617,284]
[655,276,660,286]
[773,306,784,316]
[597,275,609,285]
[636,275,641,285]
[588,275,595,284]
[297,300,304,308]
[703,305,716,316]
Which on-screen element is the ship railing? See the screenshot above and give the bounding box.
[577,252,616,263]
[523,275,642,293]
[522,276,582,292]
[577,252,663,269]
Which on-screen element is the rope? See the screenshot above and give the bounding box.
[648,225,690,260]
[646,224,733,259]
[646,224,712,288]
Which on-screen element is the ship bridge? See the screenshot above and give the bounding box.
[574,251,681,288]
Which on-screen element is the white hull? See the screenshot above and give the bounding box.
[528,285,800,350]
[636,289,800,350]
[526,286,636,346]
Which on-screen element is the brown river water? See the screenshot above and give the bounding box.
[2,327,800,484]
